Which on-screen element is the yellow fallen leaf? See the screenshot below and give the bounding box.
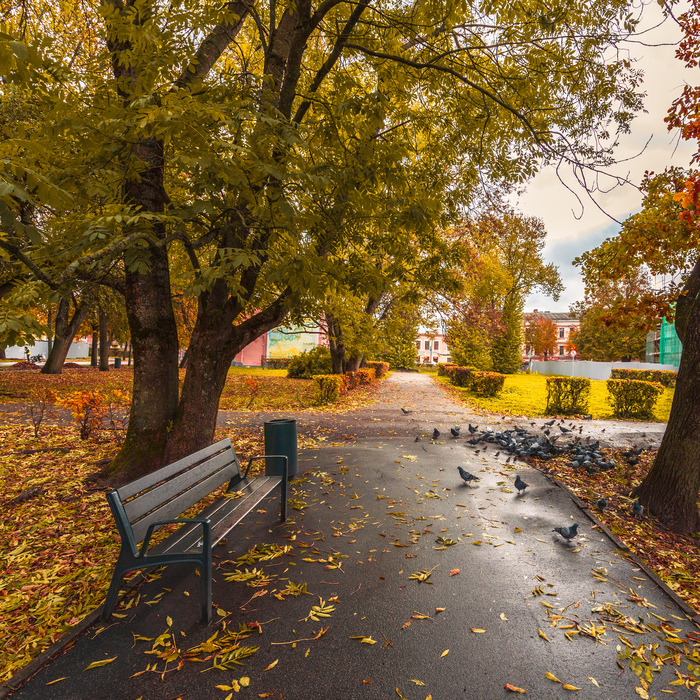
[84,657,117,671]
[410,680,426,686]
[435,607,446,613]
[240,677,250,687]
[504,683,527,693]
[634,688,649,699]
[46,678,67,686]
[562,684,581,691]
[500,613,508,621]
[545,672,561,683]
[470,628,486,633]
[441,649,449,657]
[588,677,599,687]
[166,616,173,627]
[514,527,522,533]
[538,629,551,643]
[264,660,278,671]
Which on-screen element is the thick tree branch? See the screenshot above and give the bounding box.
[675,257,700,344]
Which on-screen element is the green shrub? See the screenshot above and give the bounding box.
[545,377,591,415]
[366,361,389,379]
[449,366,473,387]
[314,374,345,403]
[437,363,457,377]
[287,346,332,379]
[357,367,376,385]
[471,371,505,397]
[344,371,358,389]
[610,368,677,388]
[606,379,664,418]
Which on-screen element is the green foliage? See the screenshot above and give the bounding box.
[606,379,664,419]
[490,297,524,374]
[545,377,591,416]
[314,374,345,404]
[610,368,677,388]
[567,301,647,361]
[470,371,505,397]
[287,347,332,379]
[449,366,473,387]
[365,361,389,379]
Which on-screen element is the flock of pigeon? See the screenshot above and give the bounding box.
[408,414,647,545]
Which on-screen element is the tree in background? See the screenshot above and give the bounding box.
[524,314,558,360]
[444,210,563,373]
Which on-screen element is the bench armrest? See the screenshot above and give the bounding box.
[139,517,211,557]
[245,455,288,480]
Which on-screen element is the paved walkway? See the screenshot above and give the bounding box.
[6,374,695,700]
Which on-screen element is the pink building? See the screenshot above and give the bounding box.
[232,324,324,366]
[523,310,581,361]
[415,332,450,365]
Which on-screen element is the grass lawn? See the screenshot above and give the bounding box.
[437,371,673,422]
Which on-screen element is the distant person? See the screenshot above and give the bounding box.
[24,347,30,361]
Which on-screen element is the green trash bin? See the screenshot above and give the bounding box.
[264,418,297,478]
[114,357,122,368]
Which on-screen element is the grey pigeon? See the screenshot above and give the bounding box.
[632,499,644,518]
[514,475,528,495]
[468,424,479,433]
[552,523,579,541]
[596,498,607,511]
[544,419,556,426]
[450,425,461,438]
[457,467,480,486]
[400,407,412,415]
[432,428,440,439]
[583,414,593,420]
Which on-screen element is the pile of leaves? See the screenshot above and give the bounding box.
[528,449,700,614]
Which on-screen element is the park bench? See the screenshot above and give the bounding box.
[102,438,288,623]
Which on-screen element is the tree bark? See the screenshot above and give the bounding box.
[90,326,98,367]
[326,312,346,374]
[99,307,109,371]
[164,286,291,462]
[41,295,90,374]
[104,251,180,482]
[636,260,700,534]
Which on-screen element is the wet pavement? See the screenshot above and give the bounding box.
[6,373,698,700]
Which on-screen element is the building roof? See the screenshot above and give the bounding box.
[527,310,579,322]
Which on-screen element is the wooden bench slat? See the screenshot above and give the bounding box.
[130,463,238,544]
[123,449,237,524]
[117,438,234,501]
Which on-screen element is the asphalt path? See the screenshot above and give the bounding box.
[7,373,697,700]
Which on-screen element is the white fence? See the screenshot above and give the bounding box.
[530,360,679,381]
[4,341,90,360]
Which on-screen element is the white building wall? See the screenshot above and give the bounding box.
[531,359,679,380]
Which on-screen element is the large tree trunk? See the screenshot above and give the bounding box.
[164,285,290,463]
[105,252,180,482]
[42,295,89,374]
[90,326,98,367]
[636,262,700,534]
[326,312,346,374]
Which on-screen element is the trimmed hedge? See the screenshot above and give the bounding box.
[437,363,457,377]
[366,361,389,379]
[344,371,359,390]
[449,366,473,388]
[287,346,332,379]
[545,377,591,415]
[314,374,346,403]
[610,367,676,388]
[357,367,376,385]
[606,379,664,418]
[471,371,505,397]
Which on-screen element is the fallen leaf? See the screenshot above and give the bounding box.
[470,628,486,634]
[500,613,508,621]
[440,650,449,657]
[84,657,117,671]
[504,683,527,693]
[538,629,551,643]
[410,679,426,686]
[545,672,561,683]
[264,660,278,671]
[436,607,446,614]
[562,684,581,691]
[449,569,460,576]
[588,677,599,687]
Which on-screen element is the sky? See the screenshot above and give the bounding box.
[518,2,696,314]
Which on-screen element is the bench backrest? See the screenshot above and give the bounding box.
[107,438,241,551]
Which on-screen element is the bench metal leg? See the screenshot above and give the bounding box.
[200,528,213,623]
[101,562,127,621]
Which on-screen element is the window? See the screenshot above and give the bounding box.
[559,328,565,338]
[434,340,439,350]
[559,346,565,355]
[424,340,430,350]
[416,341,420,350]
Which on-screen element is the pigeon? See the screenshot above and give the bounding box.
[400,407,412,415]
[552,523,579,541]
[632,499,644,518]
[414,436,421,442]
[596,498,607,511]
[457,466,480,486]
[544,419,556,426]
[468,424,479,434]
[432,428,440,439]
[450,425,461,438]
[559,425,571,433]
[514,475,528,495]
[627,458,639,466]
[583,414,593,420]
